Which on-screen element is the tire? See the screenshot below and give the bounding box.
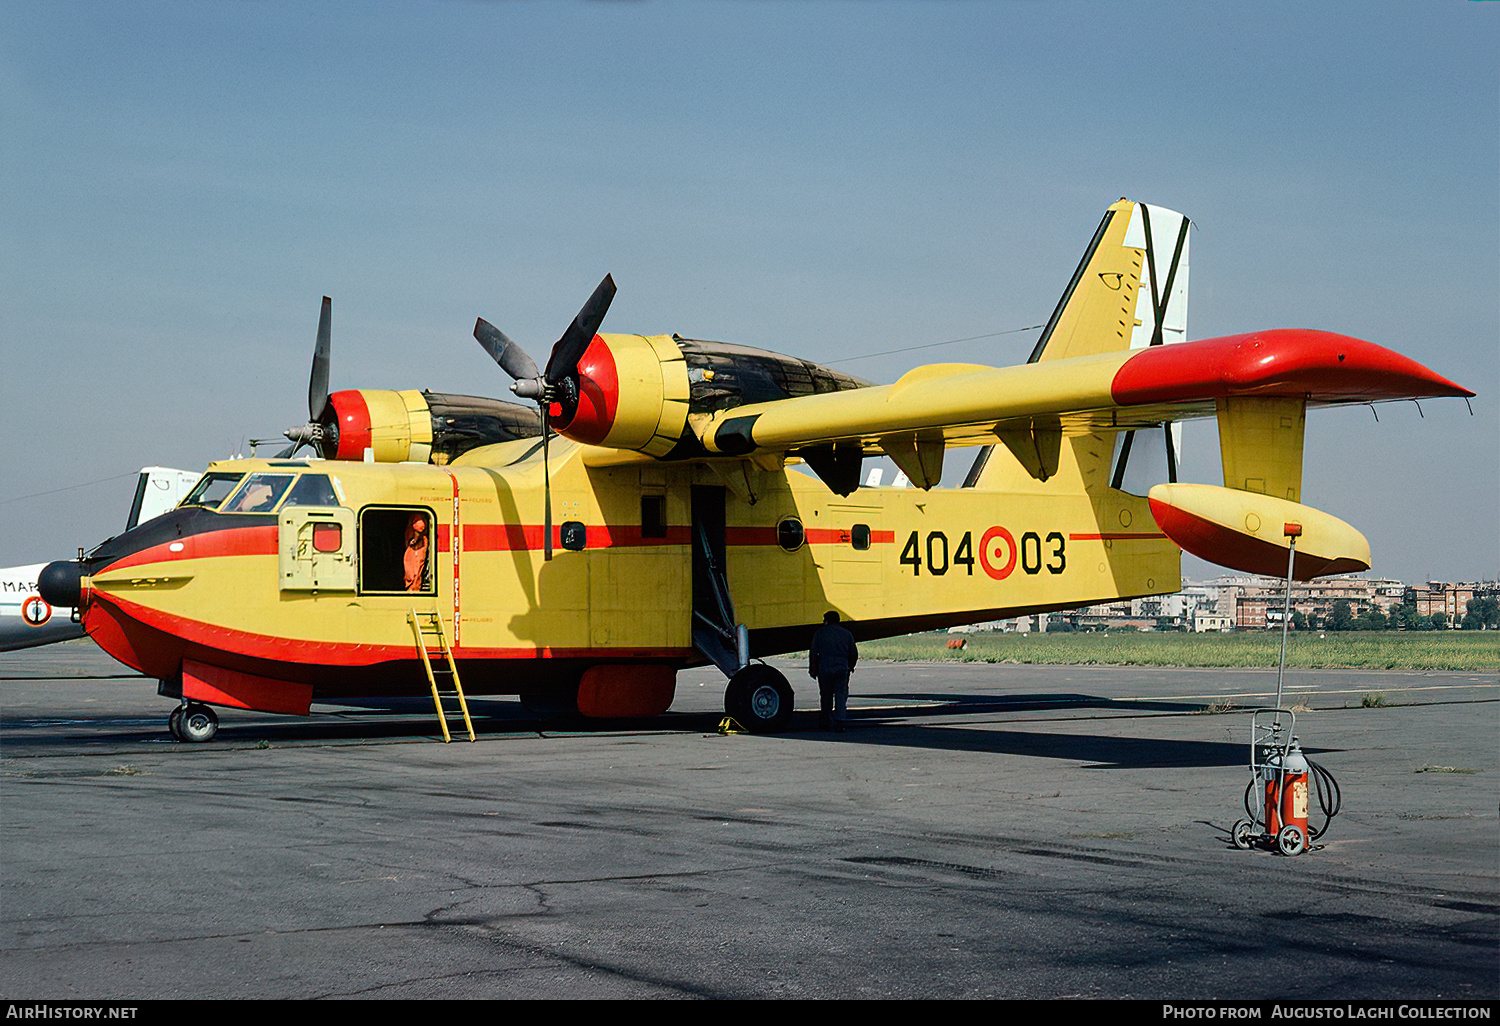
[179,703,219,743]
[1277,824,1305,857]
[168,706,184,741]
[1231,819,1254,850]
[724,664,794,734]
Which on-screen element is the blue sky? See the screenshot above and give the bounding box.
[2,0,1495,583]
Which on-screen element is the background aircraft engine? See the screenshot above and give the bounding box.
[321,389,541,464]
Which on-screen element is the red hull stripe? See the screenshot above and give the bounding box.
[724,527,897,546]
[460,523,694,550]
[458,525,895,551]
[100,521,901,565]
[90,590,693,668]
[1068,532,1168,541]
[100,525,280,574]
[1111,329,1473,406]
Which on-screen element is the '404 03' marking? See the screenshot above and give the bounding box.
[899,528,1064,580]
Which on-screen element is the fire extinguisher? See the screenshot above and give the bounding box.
[1263,738,1310,856]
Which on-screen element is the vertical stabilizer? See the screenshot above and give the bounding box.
[970,198,1192,491]
[1029,199,1191,363]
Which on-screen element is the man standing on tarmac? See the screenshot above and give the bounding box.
[809,610,858,731]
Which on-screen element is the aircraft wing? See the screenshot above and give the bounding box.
[698,327,1472,460]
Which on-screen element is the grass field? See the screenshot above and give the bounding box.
[861,631,1500,672]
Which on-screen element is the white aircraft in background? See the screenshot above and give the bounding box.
[1,467,199,651]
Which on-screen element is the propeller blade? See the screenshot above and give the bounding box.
[544,274,616,384]
[308,296,332,422]
[275,443,298,459]
[473,318,540,381]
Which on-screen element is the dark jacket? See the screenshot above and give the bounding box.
[809,622,858,678]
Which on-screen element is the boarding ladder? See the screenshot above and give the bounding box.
[407,609,475,742]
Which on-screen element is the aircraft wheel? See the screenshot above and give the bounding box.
[1276,824,1306,857]
[724,664,793,734]
[1230,819,1254,850]
[179,703,219,743]
[168,706,185,741]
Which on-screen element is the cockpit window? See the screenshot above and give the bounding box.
[222,473,295,514]
[282,474,340,508]
[181,472,245,510]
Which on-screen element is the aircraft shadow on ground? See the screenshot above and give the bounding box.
[806,720,1249,769]
[792,690,1342,768]
[2,692,1338,770]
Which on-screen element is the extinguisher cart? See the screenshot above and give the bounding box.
[1227,522,1339,856]
[1232,708,1311,856]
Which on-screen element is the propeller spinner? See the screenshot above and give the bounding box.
[473,274,617,559]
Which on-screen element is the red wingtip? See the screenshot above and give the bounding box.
[1112,329,1473,406]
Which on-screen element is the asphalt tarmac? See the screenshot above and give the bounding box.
[1,641,1495,1000]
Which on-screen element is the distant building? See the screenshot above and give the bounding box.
[1408,582,1485,622]
[1047,576,1496,632]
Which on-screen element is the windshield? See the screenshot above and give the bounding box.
[180,472,245,510]
[222,473,295,514]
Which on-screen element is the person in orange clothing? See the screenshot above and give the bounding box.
[403,513,430,592]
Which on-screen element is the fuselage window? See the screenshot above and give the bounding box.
[360,507,435,594]
[777,517,805,552]
[222,473,295,514]
[180,472,245,510]
[282,474,340,508]
[851,524,871,550]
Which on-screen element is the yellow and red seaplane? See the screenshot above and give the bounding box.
[40,199,1471,741]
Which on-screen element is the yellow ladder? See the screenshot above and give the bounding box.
[408,609,475,742]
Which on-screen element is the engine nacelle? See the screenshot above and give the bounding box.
[322,389,540,464]
[551,333,869,459]
[552,334,691,457]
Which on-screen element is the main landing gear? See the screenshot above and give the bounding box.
[168,702,219,743]
[724,664,794,734]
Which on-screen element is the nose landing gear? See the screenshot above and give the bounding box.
[168,702,219,743]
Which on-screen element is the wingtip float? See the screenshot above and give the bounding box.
[39,198,1471,740]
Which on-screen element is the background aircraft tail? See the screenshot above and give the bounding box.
[2,466,198,651]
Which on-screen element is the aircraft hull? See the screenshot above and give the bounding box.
[69,446,1181,718]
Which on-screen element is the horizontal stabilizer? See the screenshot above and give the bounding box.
[1147,483,1369,580]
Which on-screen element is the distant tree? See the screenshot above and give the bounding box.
[1356,607,1388,631]
[1327,600,1355,631]
[1430,611,1449,631]
[1462,597,1499,630]
[1390,602,1420,631]
[1291,610,1308,631]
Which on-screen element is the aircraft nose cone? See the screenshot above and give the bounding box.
[38,560,82,608]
